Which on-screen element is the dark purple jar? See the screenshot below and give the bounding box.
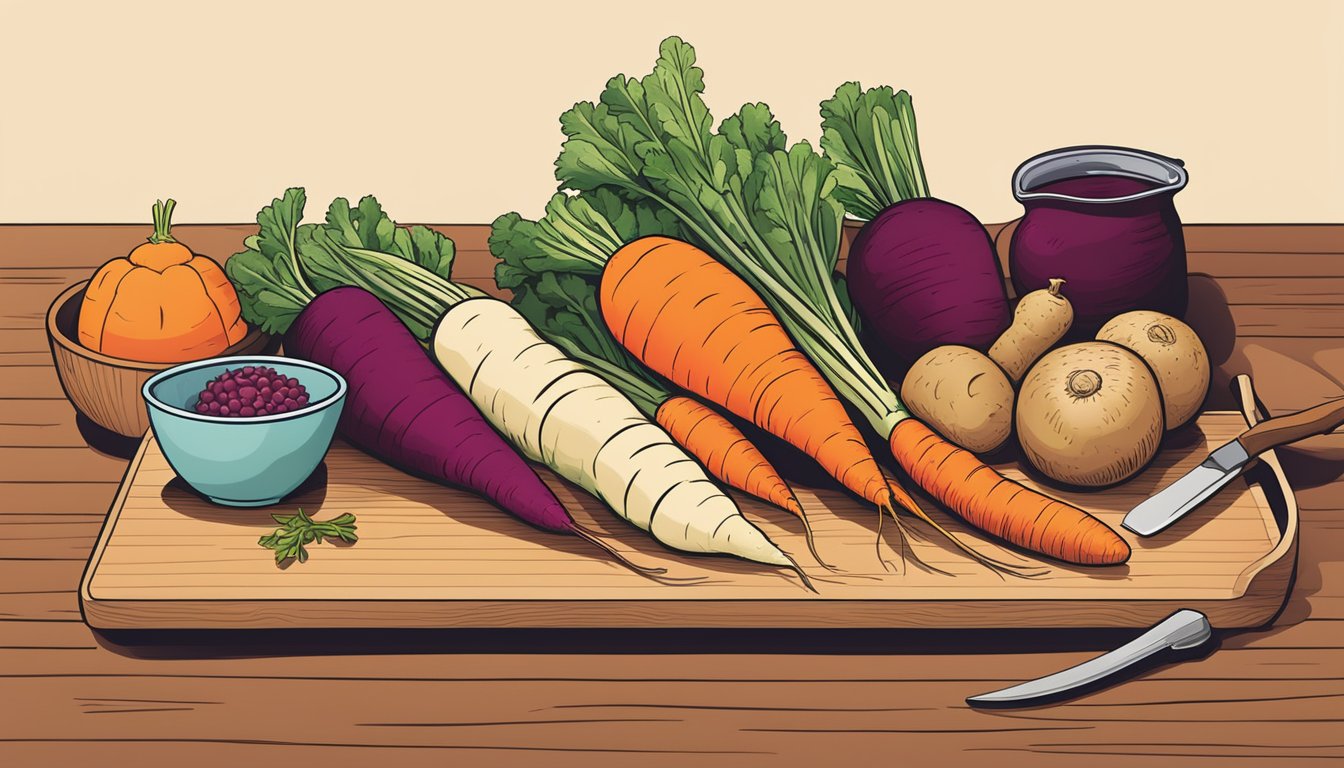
[1009,146,1189,338]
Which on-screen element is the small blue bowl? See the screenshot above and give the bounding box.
[143,356,347,507]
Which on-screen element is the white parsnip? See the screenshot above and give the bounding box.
[431,297,793,569]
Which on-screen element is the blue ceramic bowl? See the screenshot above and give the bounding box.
[143,356,347,507]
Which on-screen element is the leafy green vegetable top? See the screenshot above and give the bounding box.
[819,82,930,221]
[491,189,682,292]
[490,191,681,415]
[226,188,477,338]
[548,36,898,430]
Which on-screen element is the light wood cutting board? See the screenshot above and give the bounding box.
[80,380,1297,630]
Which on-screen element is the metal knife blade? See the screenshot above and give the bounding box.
[966,610,1212,708]
[1122,440,1252,537]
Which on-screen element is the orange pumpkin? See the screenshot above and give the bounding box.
[79,199,248,363]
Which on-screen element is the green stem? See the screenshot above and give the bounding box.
[283,216,314,297]
[148,199,177,244]
[616,175,895,425]
[316,241,485,341]
[668,186,900,426]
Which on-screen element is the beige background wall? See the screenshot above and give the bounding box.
[1,1,1339,225]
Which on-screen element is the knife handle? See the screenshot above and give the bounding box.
[1239,395,1344,457]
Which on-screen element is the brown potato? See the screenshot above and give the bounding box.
[1096,311,1209,430]
[1016,341,1164,487]
[989,277,1074,381]
[900,345,1014,454]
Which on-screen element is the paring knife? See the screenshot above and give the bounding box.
[966,610,1212,708]
[1123,392,1344,537]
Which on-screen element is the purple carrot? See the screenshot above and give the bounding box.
[285,287,662,573]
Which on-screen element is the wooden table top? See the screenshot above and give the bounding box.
[3,222,1342,766]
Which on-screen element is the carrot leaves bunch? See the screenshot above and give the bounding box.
[555,39,891,432]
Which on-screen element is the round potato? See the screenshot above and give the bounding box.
[1016,341,1165,487]
[1097,310,1209,430]
[900,345,1014,454]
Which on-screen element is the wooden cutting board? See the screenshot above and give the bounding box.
[80,381,1297,631]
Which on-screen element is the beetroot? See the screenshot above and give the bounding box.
[847,199,1011,369]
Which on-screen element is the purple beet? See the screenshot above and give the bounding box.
[847,198,1011,369]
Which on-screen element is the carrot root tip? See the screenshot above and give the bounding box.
[873,508,902,574]
[879,483,1047,579]
[880,500,955,577]
[799,514,841,574]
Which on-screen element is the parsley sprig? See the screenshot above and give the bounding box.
[258,509,358,564]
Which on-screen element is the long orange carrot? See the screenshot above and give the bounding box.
[603,237,894,511]
[492,214,824,567]
[890,420,1130,566]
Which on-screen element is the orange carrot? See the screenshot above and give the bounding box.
[889,419,1130,565]
[655,393,830,566]
[602,236,894,511]
[656,395,802,518]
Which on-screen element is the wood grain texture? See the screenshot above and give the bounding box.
[3,223,1343,767]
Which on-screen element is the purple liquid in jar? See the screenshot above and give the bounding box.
[1032,175,1158,199]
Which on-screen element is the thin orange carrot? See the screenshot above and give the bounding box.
[654,394,834,567]
[890,419,1131,566]
[656,395,802,517]
[602,236,894,511]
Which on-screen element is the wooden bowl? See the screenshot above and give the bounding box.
[46,281,274,438]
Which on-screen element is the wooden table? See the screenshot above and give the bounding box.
[2,223,1342,766]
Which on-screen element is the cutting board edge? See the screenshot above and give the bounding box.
[79,594,1287,631]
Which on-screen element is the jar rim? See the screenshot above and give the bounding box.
[1013,145,1188,204]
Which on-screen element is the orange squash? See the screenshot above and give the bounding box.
[78,199,248,363]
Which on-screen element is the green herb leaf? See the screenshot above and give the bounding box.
[719,102,787,157]
[227,188,483,343]
[258,509,358,566]
[490,191,681,292]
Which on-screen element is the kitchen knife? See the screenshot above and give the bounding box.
[1123,392,1344,537]
[966,609,1212,708]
